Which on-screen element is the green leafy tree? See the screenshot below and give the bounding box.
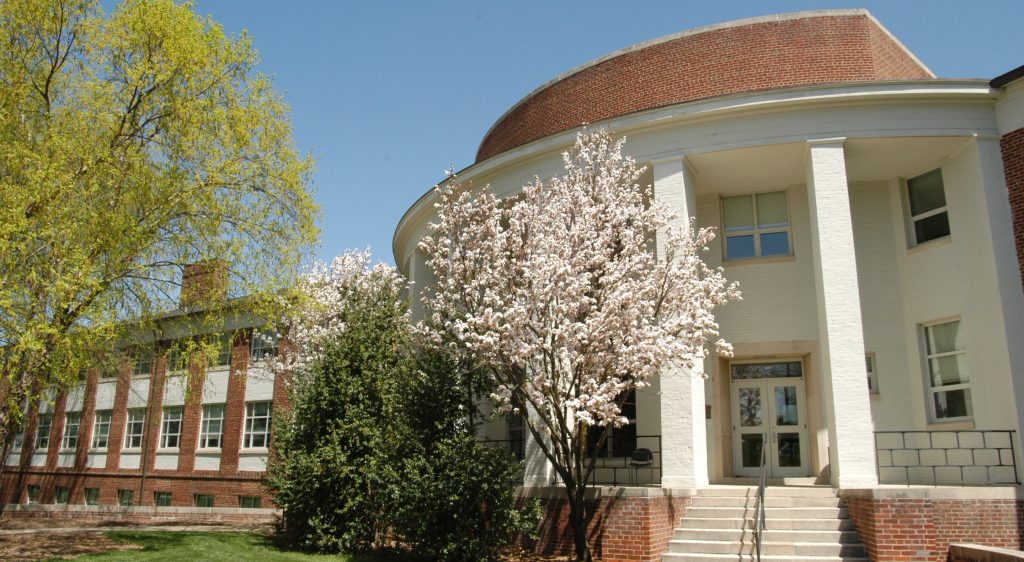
[0,0,318,456]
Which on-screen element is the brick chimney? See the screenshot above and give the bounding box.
[179,260,229,308]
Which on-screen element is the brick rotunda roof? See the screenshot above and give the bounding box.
[475,10,934,163]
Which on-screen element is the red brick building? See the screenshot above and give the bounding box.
[1,263,286,523]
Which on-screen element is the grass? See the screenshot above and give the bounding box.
[61,531,405,561]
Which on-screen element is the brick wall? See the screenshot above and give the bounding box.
[525,490,691,562]
[1000,128,1024,290]
[843,493,1024,561]
[476,13,932,162]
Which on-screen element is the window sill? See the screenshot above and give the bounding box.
[869,393,881,401]
[88,448,109,453]
[926,419,975,431]
[907,235,952,255]
[156,448,180,453]
[239,448,269,455]
[723,255,796,267]
[197,448,222,453]
[122,448,142,453]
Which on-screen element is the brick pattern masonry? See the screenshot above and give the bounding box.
[476,13,931,162]
[843,495,1024,561]
[1001,127,1024,290]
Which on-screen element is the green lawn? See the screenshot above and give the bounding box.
[64,531,405,561]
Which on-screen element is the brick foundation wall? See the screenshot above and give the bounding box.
[1000,127,1024,290]
[525,489,691,562]
[476,12,931,162]
[842,492,1024,561]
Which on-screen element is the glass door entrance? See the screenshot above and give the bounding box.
[730,361,809,478]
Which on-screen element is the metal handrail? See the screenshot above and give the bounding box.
[752,434,767,562]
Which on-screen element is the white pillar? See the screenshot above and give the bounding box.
[805,138,878,488]
[522,405,554,487]
[653,157,708,490]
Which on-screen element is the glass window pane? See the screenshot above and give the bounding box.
[927,321,963,355]
[934,388,972,419]
[774,386,799,426]
[723,196,754,232]
[756,192,789,228]
[914,212,950,244]
[741,434,763,468]
[726,235,755,260]
[759,231,790,256]
[929,355,969,387]
[908,169,946,216]
[738,388,762,427]
[777,433,801,467]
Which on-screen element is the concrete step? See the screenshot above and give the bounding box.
[663,554,868,562]
[674,528,860,544]
[684,506,848,519]
[697,486,835,498]
[690,495,842,508]
[679,517,855,531]
[668,539,866,557]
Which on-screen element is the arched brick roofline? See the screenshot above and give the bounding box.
[475,9,934,163]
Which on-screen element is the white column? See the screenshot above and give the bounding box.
[805,138,878,488]
[653,157,708,490]
[522,405,554,487]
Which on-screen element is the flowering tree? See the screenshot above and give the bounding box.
[419,130,739,561]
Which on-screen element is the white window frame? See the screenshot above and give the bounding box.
[250,330,279,362]
[199,404,225,449]
[123,409,146,449]
[91,410,112,449]
[213,332,233,368]
[61,412,81,451]
[243,401,272,449]
[35,414,53,450]
[160,406,183,449]
[11,428,24,452]
[923,319,972,422]
[904,168,950,247]
[721,190,793,261]
[133,348,153,377]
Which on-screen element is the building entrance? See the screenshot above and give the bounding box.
[730,361,810,478]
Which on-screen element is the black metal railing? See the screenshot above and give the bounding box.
[875,430,1019,485]
[752,436,767,562]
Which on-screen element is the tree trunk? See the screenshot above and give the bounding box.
[566,484,593,561]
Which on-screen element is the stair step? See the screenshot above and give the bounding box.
[685,506,848,519]
[674,528,859,543]
[697,486,835,498]
[668,539,866,557]
[679,517,855,531]
[690,495,841,508]
[659,548,868,556]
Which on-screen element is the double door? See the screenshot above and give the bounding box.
[731,372,809,478]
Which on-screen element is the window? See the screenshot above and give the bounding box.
[11,428,24,453]
[907,169,950,245]
[92,410,112,449]
[36,414,53,450]
[239,496,262,509]
[85,488,100,505]
[61,412,81,450]
[722,191,791,260]
[585,390,637,458]
[124,409,146,449]
[194,494,214,508]
[924,320,972,421]
[250,330,278,361]
[26,485,40,504]
[199,404,225,449]
[214,333,233,367]
[118,489,134,506]
[506,415,525,461]
[166,345,189,372]
[866,353,878,395]
[160,407,183,449]
[133,348,153,376]
[243,401,271,449]
[55,486,69,504]
[154,491,172,506]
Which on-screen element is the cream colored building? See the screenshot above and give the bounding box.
[393,10,1024,493]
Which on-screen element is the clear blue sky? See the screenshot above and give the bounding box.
[189,1,1022,265]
